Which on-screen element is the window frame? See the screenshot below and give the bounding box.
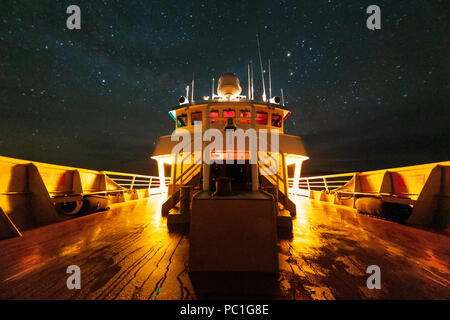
[177,113,188,128]
[190,111,203,125]
[256,111,268,125]
[271,113,282,128]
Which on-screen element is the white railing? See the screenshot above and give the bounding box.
[288,172,355,196]
[102,171,171,194]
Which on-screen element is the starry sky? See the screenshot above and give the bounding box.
[0,0,448,176]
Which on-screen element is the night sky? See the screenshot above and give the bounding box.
[0,0,448,176]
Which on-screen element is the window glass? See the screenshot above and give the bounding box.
[191,112,202,125]
[177,114,187,127]
[239,110,251,124]
[210,110,219,124]
[223,110,235,117]
[271,114,282,127]
[256,112,268,125]
[240,110,251,117]
[223,110,235,123]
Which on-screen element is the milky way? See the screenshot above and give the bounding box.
[0,0,448,175]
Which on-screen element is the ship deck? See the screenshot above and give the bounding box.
[0,195,448,300]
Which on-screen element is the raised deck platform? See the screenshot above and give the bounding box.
[0,195,448,299]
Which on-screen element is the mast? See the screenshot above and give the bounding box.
[191,73,195,103]
[256,34,266,102]
[250,62,254,100]
[247,64,251,100]
[268,59,272,100]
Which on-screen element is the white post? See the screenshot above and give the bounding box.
[157,159,166,192]
[130,176,136,190]
[293,160,302,192]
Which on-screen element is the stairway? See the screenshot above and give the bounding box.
[260,174,296,217]
[161,167,201,216]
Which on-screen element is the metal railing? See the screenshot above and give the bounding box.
[288,172,355,195]
[102,171,171,193]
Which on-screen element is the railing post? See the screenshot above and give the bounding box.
[148,177,152,189]
[323,177,328,192]
[130,176,136,190]
[307,179,311,192]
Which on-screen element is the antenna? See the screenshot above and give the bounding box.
[247,64,251,100]
[191,73,195,103]
[256,34,266,102]
[212,78,215,100]
[250,61,254,100]
[281,88,285,106]
[268,59,272,100]
[186,85,190,102]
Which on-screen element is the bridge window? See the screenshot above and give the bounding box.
[223,109,236,123]
[191,112,202,125]
[271,114,282,127]
[177,114,187,128]
[256,112,268,125]
[223,109,235,118]
[210,110,219,124]
[239,110,251,124]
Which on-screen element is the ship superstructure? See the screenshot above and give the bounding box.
[151,72,308,272]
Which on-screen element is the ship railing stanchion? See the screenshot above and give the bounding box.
[323,177,328,192]
[130,176,135,190]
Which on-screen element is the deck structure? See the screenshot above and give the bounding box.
[0,194,448,300]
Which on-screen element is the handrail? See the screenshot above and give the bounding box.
[102,170,170,191]
[101,170,156,179]
[295,172,356,180]
[288,172,355,193]
[173,162,201,185]
[288,161,450,197]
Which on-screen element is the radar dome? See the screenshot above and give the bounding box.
[217,73,242,99]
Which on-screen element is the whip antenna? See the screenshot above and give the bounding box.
[250,61,254,100]
[191,73,195,103]
[256,34,266,102]
[247,64,251,100]
[268,59,272,100]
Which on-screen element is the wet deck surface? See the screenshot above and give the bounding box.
[0,195,449,300]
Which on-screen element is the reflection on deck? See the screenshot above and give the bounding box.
[0,195,448,300]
